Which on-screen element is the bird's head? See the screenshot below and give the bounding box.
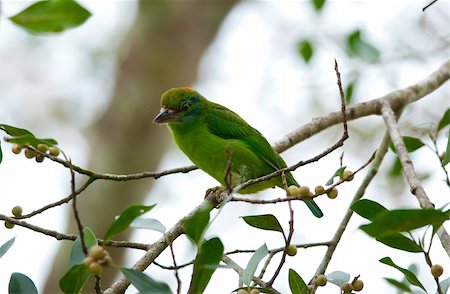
[153,87,206,124]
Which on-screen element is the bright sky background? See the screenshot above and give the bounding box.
[0,1,449,293]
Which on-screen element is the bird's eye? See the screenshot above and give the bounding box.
[181,102,190,111]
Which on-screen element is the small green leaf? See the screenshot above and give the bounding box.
[189,237,224,293]
[298,40,314,63]
[311,0,326,12]
[288,269,309,294]
[69,227,97,267]
[440,276,450,294]
[443,133,450,166]
[0,237,15,259]
[325,166,346,185]
[389,136,425,153]
[388,157,403,178]
[0,124,58,147]
[130,217,166,234]
[103,204,156,241]
[59,264,90,294]
[346,29,380,62]
[9,273,38,294]
[375,233,423,253]
[242,214,285,237]
[345,80,356,104]
[120,268,172,294]
[326,271,350,287]
[384,277,412,293]
[351,199,388,221]
[242,244,269,286]
[360,208,449,237]
[379,257,426,291]
[183,202,212,245]
[9,0,91,34]
[437,108,450,133]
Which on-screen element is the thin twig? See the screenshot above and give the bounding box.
[168,242,182,294]
[423,0,438,11]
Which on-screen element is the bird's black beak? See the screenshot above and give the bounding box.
[153,107,178,124]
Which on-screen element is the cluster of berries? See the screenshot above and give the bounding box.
[83,245,113,275]
[4,205,23,229]
[11,143,60,162]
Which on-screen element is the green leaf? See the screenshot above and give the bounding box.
[130,217,166,234]
[351,199,388,221]
[443,133,450,166]
[360,208,449,238]
[189,237,224,293]
[298,40,314,63]
[388,156,403,178]
[325,166,346,185]
[379,257,426,291]
[242,214,285,237]
[346,29,380,62]
[288,269,309,294]
[440,276,450,294]
[242,244,269,286]
[375,233,422,253]
[311,0,326,12]
[326,271,350,287]
[120,268,172,294]
[389,136,425,153]
[69,227,97,267]
[103,204,156,241]
[384,277,412,293]
[0,237,15,259]
[437,108,450,133]
[345,80,356,104]
[0,124,58,147]
[9,0,91,34]
[9,272,38,294]
[183,202,212,245]
[59,264,90,294]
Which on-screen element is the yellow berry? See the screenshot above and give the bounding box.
[342,170,354,181]
[237,289,249,294]
[89,262,102,275]
[4,221,15,229]
[11,144,22,154]
[353,279,364,291]
[327,187,338,199]
[24,148,36,159]
[12,206,23,217]
[37,144,49,152]
[298,186,310,198]
[98,253,113,266]
[341,282,353,293]
[286,244,298,256]
[315,274,327,286]
[83,256,94,267]
[49,146,60,157]
[288,185,300,197]
[89,245,106,260]
[431,264,444,278]
[314,185,325,195]
[249,289,260,294]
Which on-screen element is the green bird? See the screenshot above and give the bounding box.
[153,87,323,218]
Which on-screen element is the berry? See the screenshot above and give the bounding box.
[89,262,102,275]
[89,245,106,260]
[353,279,364,291]
[342,170,354,181]
[286,244,297,256]
[431,264,444,278]
[83,256,94,267]
[24,149,36,159]
[236,289,249,294]
[341,282,353,293]
[298,186,310,198]
[314,185,325,195]
[49,146,60,157]
[287,185,300,197]
[11,144,22,154]
[315,274,327,286]
[4,221,15,229]
[98,253,113,266]
[35,153,45,163]
[37,144,49,152]
[12,206,23,217]
[249,289,260,294]
[327,187,338,199]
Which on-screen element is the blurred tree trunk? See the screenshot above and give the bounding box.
[44,0,237,292]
